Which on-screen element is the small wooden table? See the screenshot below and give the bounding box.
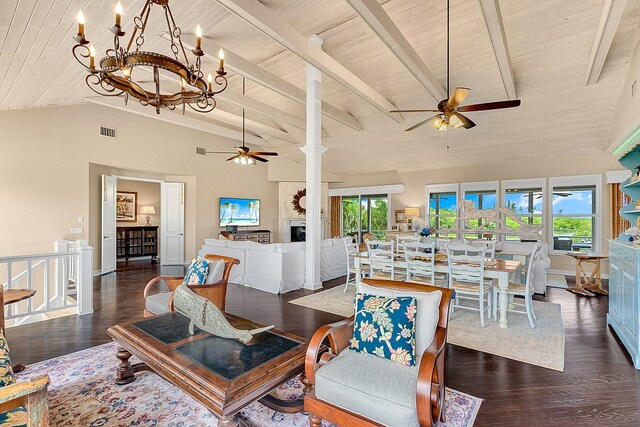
[107,312,309,426]
[564,252,608,296]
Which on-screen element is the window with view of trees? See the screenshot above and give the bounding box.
[429,192,457,237]
[341,195,388,242]
[463,190,497,238]
[551,185,596,252]
[503,188,543,241]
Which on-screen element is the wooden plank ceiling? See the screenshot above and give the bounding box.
[1,0,639,177]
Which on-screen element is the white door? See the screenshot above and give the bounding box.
[102,175,117,274]
[161,182,185,265]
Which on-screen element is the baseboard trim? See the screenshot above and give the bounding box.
[548,268,609,280]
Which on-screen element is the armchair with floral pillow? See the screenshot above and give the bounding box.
[143,254,239,316]
[304,278,454,427]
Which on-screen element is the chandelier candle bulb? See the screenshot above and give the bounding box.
[207,73,213,92]
[195,25,202,51]
[77,10,85,37]
[89,45,96,69]
[218,48,225,71]
[180,78,186,91]
[115,2,123,27]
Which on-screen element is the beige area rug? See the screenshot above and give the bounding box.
[290,285,565,371]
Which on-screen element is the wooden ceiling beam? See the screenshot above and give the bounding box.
[346,0,446,101]
[212,0,403,123]
[477,0,517,99]
[84,96,272,148]
[164,34,363,131]
[585,0,628,85]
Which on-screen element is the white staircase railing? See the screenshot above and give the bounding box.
[0,240,93,328]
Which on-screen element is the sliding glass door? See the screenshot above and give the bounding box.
[341,194,389,242]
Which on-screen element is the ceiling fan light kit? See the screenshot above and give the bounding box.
[202,78,278,165]
[72,0,227,114]
[391,0,521,132]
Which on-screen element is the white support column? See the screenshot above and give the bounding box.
[75,240,94,315]
[301,35,327,290]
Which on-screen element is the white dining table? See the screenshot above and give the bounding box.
[352,253,521,329]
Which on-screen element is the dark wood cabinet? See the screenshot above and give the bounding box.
[117,226,158,261]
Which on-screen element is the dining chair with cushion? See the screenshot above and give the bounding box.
[492,244,540,328]
[143,254,239,317]
[403,241,441,286]
[304,278,455,427]
[343,237,369,292]
[366,239,401,280]
[446,243,492,327]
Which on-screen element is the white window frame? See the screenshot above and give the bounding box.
[338,193,391,242]
[501,178,547,242]
[548,174,602,255]
[425,183,459,237]
[461,181,499,239]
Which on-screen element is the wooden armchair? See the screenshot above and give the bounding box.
[143,255,239,317]
[304,278,454,427]
[0,332,49,426]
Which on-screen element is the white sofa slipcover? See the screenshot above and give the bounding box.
[199,238,347,294]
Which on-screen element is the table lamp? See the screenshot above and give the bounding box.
[404,207,419,230]
[140,205,156,225]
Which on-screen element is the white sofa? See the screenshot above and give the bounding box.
[198,238,347,294]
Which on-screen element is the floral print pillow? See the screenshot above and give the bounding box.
[349,293,417,366]
[182,259,211,285]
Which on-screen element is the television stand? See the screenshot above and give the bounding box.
[223,230,271,244]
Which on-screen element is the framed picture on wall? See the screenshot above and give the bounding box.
[395,209,407,223]
[116,191,137,222]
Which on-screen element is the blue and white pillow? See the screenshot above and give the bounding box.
[349,293,417,366]
[183,259,211,285]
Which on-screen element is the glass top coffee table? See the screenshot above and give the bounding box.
[107,311,309,426]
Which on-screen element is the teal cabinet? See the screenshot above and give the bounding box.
[608,240,640,368]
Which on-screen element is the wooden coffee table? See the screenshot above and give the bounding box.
[107,312,309,426]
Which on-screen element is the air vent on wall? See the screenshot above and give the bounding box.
[196,147,207,155]
[99,126,117,138]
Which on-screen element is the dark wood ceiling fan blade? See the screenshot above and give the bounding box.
[452,112,476,129]
[458,99,521,112]
[248,153,268,162]
[447,87,470,109]
[236,146,250,153]
[390,109,441,113]
[251,152,279,156]
[226,155,239,161]
[405,115,438,132]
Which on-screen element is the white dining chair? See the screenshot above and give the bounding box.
[365,239,398,280]
[403,241,442,286]
[446,243,493,327]
[343,237,369,293]
[492,244,540,328]
[464,238,497,258]
[396,234,420,254]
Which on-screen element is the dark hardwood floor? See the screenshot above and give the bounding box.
[5,267,640,426]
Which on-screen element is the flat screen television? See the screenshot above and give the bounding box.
[219,197,260,227]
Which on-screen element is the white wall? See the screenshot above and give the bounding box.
[0,104,279,270]
[610,38,640,148]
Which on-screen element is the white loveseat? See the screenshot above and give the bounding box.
[198,238,347,294]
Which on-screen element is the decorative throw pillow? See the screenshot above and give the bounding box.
[183,259,210,285]
[349,293,417,366]
[199,258,225,284]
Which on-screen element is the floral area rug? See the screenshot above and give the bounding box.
[17,341,482,426]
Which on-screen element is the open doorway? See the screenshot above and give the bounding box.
[115,178,161,271]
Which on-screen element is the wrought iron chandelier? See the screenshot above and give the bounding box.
[72,0,227,114]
